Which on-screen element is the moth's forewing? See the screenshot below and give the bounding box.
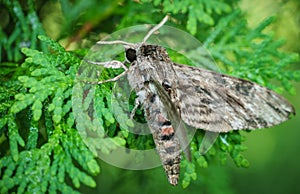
[172,63,295,132]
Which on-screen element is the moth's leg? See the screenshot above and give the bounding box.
[85,60,128,70]
[220,134,229,146]
[130,90,146,119]
[87,69,128,84]
[130,98,140,119]
[84,60,128,84]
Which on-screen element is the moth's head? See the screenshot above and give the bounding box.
[124,44,150,63]
[125,44,169,63]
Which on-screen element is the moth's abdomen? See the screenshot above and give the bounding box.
[143,87,181,186]
[148,112,181,186]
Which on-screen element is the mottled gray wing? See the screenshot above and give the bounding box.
[172,63,295,132]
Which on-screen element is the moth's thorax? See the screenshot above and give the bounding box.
[127,44,177,91]
[136,44,171,62]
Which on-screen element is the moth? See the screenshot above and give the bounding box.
[89,16,295,185]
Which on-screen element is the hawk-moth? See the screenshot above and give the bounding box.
[90,16,295,185]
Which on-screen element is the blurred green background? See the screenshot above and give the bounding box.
[233,1,300,193]
[1,0,299,193]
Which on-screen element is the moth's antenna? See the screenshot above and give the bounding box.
[97,15,169,46]
[143,15,169,43]
[97,40,136,47]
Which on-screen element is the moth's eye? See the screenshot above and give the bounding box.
[126,48,137,62]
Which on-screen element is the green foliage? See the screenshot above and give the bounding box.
[0,0,299,193]
[142,0,232,34]
[0,36,101,193]
[0,0,46,62]
[203,10,300,94]
[57,0,123,39]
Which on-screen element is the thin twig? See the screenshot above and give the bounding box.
[130,98,140,119]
